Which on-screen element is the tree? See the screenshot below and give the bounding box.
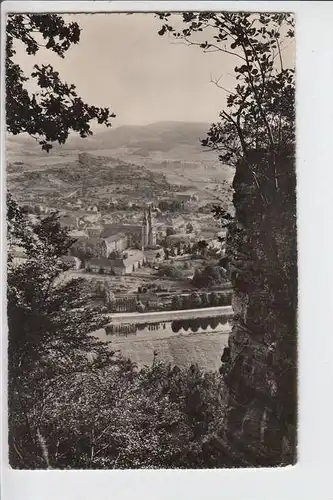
[182,295,192,310]
[197,240,208,257]
[10,357,227,469]
[157,12,294,167]
[200,292,210,308]
[157,12,297,466]
[157,265,184,279]
[6,14,115,151]
[7,196,109,375]
[192,265,228,289]
[172,295,182,311]
[137,301,145,313]
[218,294,226,306]
[166,227,175,237]
[186,222,194,233]
[7,195,112,467]
[209,292,219,307]
[190,292,202,309]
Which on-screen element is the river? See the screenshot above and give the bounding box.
[94,315,231,371]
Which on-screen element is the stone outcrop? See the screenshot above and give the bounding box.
[218,149,297,467]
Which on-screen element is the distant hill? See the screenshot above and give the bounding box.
[7,121,212,156]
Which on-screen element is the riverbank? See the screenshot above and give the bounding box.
[106,305,233,325]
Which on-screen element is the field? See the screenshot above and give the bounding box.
[67,269,195,294]
[7,121,235,210]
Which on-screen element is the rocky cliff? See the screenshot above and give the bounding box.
[218,149,297,467]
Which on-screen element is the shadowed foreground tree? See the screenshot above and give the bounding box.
[7,195,117,467]
[6,13,116,467]
[6,14,115,151]
[157,12,297,466]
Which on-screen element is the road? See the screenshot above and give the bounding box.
[107,305,233,325]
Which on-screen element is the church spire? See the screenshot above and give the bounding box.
[143,209,147,224]
[141,209,149,249]
[147,204,156,247]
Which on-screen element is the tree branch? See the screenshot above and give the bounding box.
[209,74,237,95]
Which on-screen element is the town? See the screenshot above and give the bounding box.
[9,148,233,318]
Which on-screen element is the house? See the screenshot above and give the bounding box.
[112,250,146,275]
[85,258,115,274]
[144,247,165,264]
[175,193,194,203]
[87,205,99,213]
[81,213,101,225]
[104,232,128,256]
[85,250,146,276]
[59,215,78,230]
[101,224,143,247]
[86,226,103,238]
[69,229,89,239]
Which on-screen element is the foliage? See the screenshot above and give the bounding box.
[6,14,115,151]
[193,265,228,289]
[196,239,209,257]
[7,195,113,465]
[189,292,202,309]
[70,238,105,263]
[157,264,185,279]
[171,295,183,310]
[10,354,227,469]
[157,12,295,166]
[7,195,111,377]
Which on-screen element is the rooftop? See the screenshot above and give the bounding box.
[104,232,127,243]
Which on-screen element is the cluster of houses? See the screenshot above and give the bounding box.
[12,199,226,278]
[66,207,166,276]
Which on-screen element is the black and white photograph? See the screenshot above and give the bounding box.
[5,8,298,470]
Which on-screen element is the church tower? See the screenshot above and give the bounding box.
[147,205,156,247]
[141,210,149,249]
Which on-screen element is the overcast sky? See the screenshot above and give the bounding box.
[13,13,295,129]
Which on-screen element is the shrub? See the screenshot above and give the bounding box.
[190,292,202,309]
[210,292,220,307]
[172,295,182,310]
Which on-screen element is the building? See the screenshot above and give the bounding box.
[101,224,143,247]
[175,193,196,202]
[81,213,101,225]
[141,205,156,249]
[59,215,79,230]
[85,226,103,238]
[85,257,115,274]
[144,247,165,264]
[85,250,146,276]
[69,229,89,239]
[87,205,99,213]
[112,250,146,275]
[104,232,128,256]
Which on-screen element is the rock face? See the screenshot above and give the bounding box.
[219,150,297,467]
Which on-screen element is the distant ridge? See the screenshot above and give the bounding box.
[7,121,212,155]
